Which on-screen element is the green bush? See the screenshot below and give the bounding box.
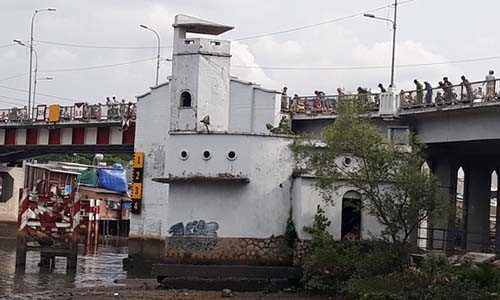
[301,206,409,292]
[345,257,500,300]
[301,237,409,291]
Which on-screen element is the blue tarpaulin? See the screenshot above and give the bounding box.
[97,168,128,193]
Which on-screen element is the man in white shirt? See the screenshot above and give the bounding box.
[483,70,496,100]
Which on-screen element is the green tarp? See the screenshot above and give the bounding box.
[78,169,98,187]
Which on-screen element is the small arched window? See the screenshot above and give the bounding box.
[180,91,192,108]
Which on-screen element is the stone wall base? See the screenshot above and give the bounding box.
[128,235,165,260]
[126,235,316,272]
[163,236,293,266]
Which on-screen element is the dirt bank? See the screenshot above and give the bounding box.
[1,286,333,300]
[1,279,334,300]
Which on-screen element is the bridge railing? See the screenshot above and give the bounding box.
[399,78,500,110]
[283,92,380,114]
[0,103,136,124]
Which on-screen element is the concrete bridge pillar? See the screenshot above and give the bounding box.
[494,168,500,255]
[428,159,459,252]
[463,163,492,252]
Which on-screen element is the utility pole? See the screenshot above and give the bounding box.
[364,0,398,88]
[390,0,398,88]
[28,8,56,119]
[140,24,161,86]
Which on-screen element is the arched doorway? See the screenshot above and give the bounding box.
[341,191,362,240]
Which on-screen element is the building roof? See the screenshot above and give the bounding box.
[173,14,234,35]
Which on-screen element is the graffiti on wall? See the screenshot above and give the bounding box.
[168,220,219,251]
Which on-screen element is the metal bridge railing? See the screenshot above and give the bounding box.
[399,78,500,110]
[282,93,380,114]
[418,226,497,253]
[0,103,136,124]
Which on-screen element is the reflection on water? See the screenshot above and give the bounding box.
[0,238,127,296]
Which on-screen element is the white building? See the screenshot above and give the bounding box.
[0,165,25,238]
[129,15,384,265]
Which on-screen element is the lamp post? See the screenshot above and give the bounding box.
[140,24,161,86]
[28,8,56,118]
[14,40,53,116]
[364,0,398,88]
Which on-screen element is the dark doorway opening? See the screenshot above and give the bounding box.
[341,191,362,240]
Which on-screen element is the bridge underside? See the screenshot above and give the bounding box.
[425,139,500,254]
[0,144,134,163]
[425,140,500,161]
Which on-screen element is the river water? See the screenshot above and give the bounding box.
[0,238,128,297]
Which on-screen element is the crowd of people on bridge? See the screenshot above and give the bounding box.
[400,70,498,108]
[0,96,136,126]
[280,70,500,114]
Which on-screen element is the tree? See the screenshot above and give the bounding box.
[292,96,444,243]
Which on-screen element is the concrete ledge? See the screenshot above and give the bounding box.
[159,277,293,291]
[152,264,301,279]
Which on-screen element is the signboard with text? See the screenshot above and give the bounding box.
[131,152,145,214]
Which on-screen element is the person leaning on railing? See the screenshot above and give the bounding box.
[290,94,300,113]
[424,81,433,106]
[281,87,288,111]
[414,79,424,104]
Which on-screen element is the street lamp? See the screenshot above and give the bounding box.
[14,40,53,114]
[364,0,398,88]
[140,24,161,86]
[28,8,56,118]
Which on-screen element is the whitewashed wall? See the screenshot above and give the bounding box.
[165,134,294,238]
[292,177,385,240]
[0,166,24,223]
[229,79,281,134]
[130,82,171,237]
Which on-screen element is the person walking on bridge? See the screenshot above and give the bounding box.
[483,70,495,100]
[424,81,433,106]
[461,76,474,101]
[442,77,454,103]
[414,80,424,104]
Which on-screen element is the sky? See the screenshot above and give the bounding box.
[0,0,499,108]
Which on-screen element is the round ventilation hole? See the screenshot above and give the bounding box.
[202,150,212,160]
[227,150,237,161]
[179,150,189,160]
[343,157,352,167]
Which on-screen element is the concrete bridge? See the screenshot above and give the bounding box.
[0,77,499,253]
[289,77,500,253]
[0,103,135,162]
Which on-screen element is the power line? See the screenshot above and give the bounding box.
[0,95,29,106]
[231,54,500,71]
[35,39,173,50]
[0,85,78,103]
[40,57,157,73]
[0,43,15,48]
[33,1,415,50]
[0,73,29,82]
[233,0,415,41]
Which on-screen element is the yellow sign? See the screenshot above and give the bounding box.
[48,104,60,122]
[131,182,143,199]
[133,152,145,168]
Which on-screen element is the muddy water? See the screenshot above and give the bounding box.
[0,238,128,297]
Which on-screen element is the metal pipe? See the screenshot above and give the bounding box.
[390,0,398,88]
[32,48,39,111]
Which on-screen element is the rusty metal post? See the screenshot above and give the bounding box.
[15,189,28,271]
